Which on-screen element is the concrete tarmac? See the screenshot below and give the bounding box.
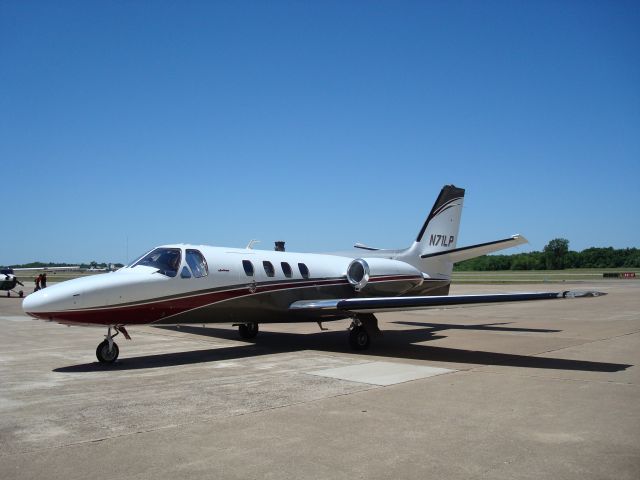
[1,282,638,479]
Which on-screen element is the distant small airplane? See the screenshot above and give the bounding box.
[1,268,24,297]
[84,264,120,272]
[22,185,605,363]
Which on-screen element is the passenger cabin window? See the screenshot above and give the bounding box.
[185,249,208,278]
[263,261,275,277]
[130,248,182,278]
[281,262,292,278]
[242,260,254,276]
[298,262,310,279]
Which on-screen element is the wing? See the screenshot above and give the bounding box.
[290,290,606,315]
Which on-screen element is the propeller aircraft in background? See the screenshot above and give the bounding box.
[1,268,25,297]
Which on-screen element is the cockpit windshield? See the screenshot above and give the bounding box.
[130,248,182,277]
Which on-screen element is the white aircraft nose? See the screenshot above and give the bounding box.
[22,289,50,313]
[23,268,167,323]
[22,279,86,318]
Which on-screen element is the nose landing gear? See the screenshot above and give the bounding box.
[96,339,119,363]
[96,325,130,364]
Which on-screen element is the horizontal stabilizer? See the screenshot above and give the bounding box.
[420,235,528,263]
[290,290,606,315]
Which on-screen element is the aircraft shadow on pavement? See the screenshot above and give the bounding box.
[54,322,631,373]
[392,321,562,334]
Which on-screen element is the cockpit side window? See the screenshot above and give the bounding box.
[131,248,182,277]
[186,249,208,278]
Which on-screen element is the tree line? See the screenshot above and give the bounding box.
[7,261,125,269]
[454,238,640,271]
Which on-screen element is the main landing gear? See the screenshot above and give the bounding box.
[6,279,24,297]
[96,325,130,364]
[237,322,259,340]
[348,314,382,351]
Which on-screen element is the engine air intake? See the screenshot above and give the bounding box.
[347,259,370,292]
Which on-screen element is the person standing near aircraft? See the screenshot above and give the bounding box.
[34,274,41,292]
[41,273,47,289]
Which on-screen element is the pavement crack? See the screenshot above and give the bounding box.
[530,329,640,358]
[473,369,638,386]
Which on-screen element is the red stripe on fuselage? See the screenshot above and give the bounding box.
[28,274,423,325]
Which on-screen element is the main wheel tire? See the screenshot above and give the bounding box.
[238,322,259,340]
[19,290,24,298]
[349,326,370,350]
[96,340,119,363]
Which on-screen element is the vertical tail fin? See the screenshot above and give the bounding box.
[415,185,465,255]
[399,185,465,279]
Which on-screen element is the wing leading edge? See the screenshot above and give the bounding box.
[289,290,606,315]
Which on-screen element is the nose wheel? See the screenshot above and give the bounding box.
[96,340,119,363]
[96,325,130,363]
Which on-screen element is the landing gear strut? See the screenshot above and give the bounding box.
[238,322,259,340]
[6,281,24,298]
[96,325,130,363]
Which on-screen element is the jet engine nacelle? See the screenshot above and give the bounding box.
[346,258,423,295]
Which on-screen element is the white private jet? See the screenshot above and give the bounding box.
[22,185,604,363]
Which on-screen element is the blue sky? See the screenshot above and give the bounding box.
[1,1,639,265]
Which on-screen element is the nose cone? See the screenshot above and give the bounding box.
[22,284,81,318]
[22,268,168,324]
[22,289,46,314]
